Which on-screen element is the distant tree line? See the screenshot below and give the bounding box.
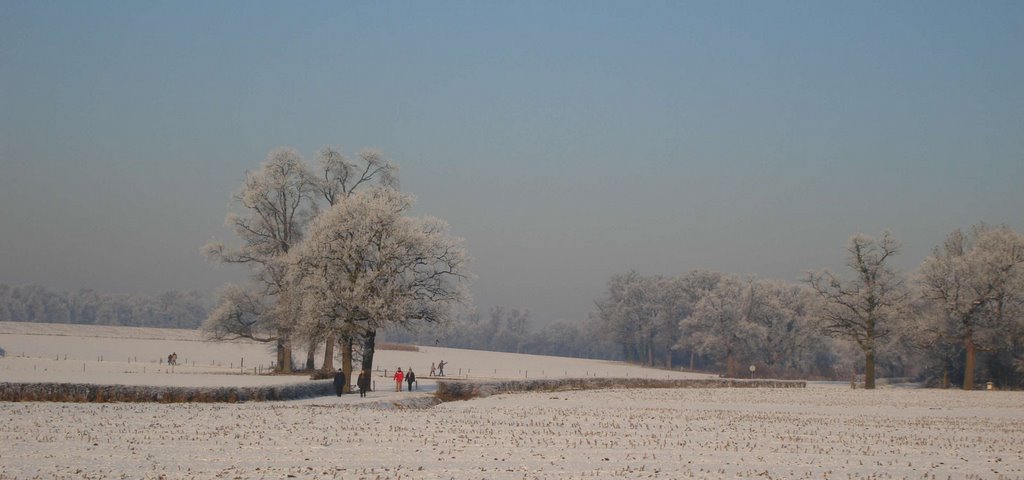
[590,225,1024,390]
[381,306,623,361]
[0,284,208,329]
[592,270,845,380]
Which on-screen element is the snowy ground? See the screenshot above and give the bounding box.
[0,322,707,388]
[2,322,1023,479]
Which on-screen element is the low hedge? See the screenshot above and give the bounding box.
[0,380,333,403]
[435,377,805,401]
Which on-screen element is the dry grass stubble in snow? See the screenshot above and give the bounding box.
[2,385,1022,479]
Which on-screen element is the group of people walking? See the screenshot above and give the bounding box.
[392,368,416,391]
[332,369,372,397]
[331,360,448,398]
[429,360,447,377]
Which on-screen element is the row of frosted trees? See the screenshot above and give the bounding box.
[595,270,839,379]
[382,305,622,361]
[594,226,1024,389]
[203,146,470,387]
[0,284,207,329]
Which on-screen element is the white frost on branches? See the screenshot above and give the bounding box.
[806,231,909,389]
[288,188,471,344]
[917,224,1024,389]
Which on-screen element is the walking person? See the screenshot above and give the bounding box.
[393,368,404,392]
[437,360,446,377]
[406,368,416,391]
[429,362,436,377]
[332,368,346,397]
[357,370,370,397]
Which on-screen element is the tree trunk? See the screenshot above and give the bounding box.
[322,334,335,372]
[361,329,377,374]
[864,349,875,389]
[276,337,292,373]
[726,349,736,378]
[341,334,353,393]
[689,351,695,370]
[963,333,976,390]
[305,338,317,371]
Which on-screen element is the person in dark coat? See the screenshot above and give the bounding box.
[405,368,416,391]
[332,368,346,397]
[357,370,370,397]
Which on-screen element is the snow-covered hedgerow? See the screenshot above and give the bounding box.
[435,377,804,401]
[0,380,333,403]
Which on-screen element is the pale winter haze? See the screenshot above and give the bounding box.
[2,2,1023,322]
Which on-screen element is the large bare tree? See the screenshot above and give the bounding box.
[806,231,908,389]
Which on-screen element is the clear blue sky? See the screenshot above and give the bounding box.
[2,1,1022,323]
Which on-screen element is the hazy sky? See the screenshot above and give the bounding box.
[2,1,1022,323]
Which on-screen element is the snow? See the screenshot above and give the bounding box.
[0,322,710,387]
[2,322,1023,478]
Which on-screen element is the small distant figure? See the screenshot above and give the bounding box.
[333,368,346,397]
[168,352,178,366]
[406,368,416,391]
[357,370,370,397]
[429,362,436,377]
[393,367,404,392]
[437,360,447,377]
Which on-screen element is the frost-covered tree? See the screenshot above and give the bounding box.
[203,147,315,372]
[681,274,763,377]
[204,146,400,373]
[806,231,908,389]
[288,187,470,387]
[204,284,276,342]
[670,270,725,370]
[747,279,825,375]
[312,147,398,207]
[595,272,667,366]
[917,224,1024,390]
[305,147,398,371]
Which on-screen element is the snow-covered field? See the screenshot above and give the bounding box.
[0,322,708,388]
[2,322,1023,479]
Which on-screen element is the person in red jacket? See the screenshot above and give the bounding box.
[393,368,404,392]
